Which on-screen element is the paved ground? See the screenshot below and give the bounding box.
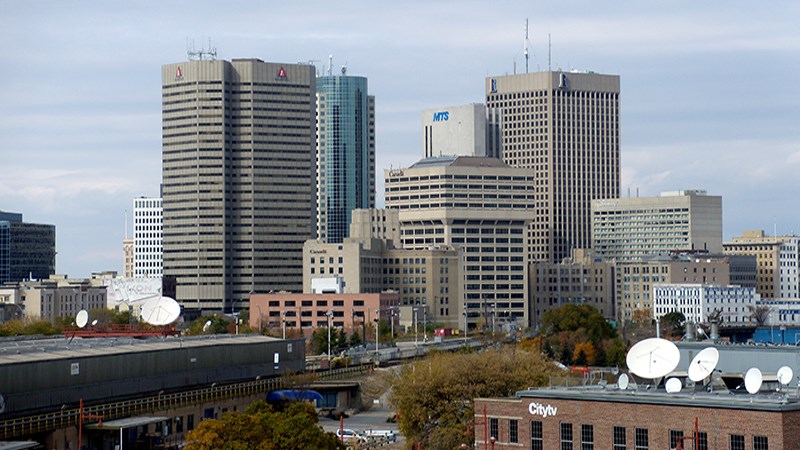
[319,389,405,448]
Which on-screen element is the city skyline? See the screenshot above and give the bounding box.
[1,1,798,277]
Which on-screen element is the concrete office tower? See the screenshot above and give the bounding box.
[385,156,534,329]
[592,190,723,262]
[349,208,401,246]
[724,230,800,300]
[133,197,162,278]
[162,59,316,314]
[315,74,375,243]
[0,211,56,284]
[421,104,502,158]
[485,71,620,263]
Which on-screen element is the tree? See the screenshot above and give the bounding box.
[660,311,686,338]
[573,342,596,366]
[391,347,557,449]
[748,305,770,326]
[185,315,230,335]
[184,400,343,450]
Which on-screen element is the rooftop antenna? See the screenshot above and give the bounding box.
[328,54,333,76]
[187,38,217,61]
[124,209,128,239]
[341,61,348,75]
[548,33,552,71]
[524,18,530,74]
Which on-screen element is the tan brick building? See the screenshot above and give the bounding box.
[475,387,799,449]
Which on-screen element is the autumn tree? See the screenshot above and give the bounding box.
[660,311,686,338]
[184,400,343,450]
[539,304,625,367]
[391,347,557,449]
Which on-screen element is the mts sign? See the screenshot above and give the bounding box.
[432,111,449,122]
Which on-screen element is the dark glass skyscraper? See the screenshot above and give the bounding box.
[315,74,375,243]
[0,211,56,284]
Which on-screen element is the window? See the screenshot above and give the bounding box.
[581,424,594,450]
[696,432,708,450]
[634,428,648,450]
[730,435,745,450]
[669,430,683,450]
[509,419,518,444]
[531,420,543,450]
[561,423,573,450]
[753,435,768,450]
[490,417,499,439]
[613,426,626,450]
[187,414,195,431]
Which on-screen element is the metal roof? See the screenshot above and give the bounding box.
[86,416,170,430]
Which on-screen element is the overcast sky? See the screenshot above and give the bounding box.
[1,1,798,278]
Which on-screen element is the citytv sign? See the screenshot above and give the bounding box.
[432,111,449,122]
[528,402,558,418]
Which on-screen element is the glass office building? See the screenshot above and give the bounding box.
[315,74,375,243]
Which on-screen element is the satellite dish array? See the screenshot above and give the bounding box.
[72,296,181,329]
[618,338,794,396]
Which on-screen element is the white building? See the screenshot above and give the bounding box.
[779,236,800,299]
[758,298,800,326]
[653,283,760,325]
[421,104,502,159]
[133,197,162,278]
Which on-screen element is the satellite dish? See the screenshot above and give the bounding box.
[91,319,98,326]
[618,373,629,390]
[75,310,89,328]
[777,366,794,386]
[626,338,681,379]
[202,320,212,333]
[665,377,682,394]
[688,347,719,382]
[744,367,763,394]
[141,296,181,326]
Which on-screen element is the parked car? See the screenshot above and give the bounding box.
[363,428,397,442]
[336,428,367,444]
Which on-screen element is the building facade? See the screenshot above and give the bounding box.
[315,74,375,243]
[421,103,502,158]
[248,291,399,337]
[485,71,620,263]
[348,208,401,246]
[161,59,316,314]
[385,156,534,329]
[475,386,800,450]
[615,254,732,322]
[0,274,107,322]
[653,283,760,325]
[122,238,134,278]
[724,230,800,300]
[0,211,56,284]
[592,190,723,262]
[133,197,163,278]
[528,249,614,326]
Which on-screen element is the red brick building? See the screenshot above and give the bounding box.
[474,386,800,450]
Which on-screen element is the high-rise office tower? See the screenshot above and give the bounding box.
[421,103,503,158]
[133,197,163,278]
[0,211,56,284]
[315,73,375,243]
[485,71,620,263]
[161,58,316,314]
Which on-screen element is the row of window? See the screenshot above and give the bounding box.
[487,420,772,450]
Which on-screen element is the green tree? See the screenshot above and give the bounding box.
[660,311,686,338]
[184,401,343,450]
[391,347,557,449]
[185,315,230,335]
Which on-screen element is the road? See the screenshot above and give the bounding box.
[319,389,405,448]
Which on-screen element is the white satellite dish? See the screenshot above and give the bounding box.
[777,366,794,386]
[202,320,212,333]
[91,319,98,326]
[141,296,181,326]
[744,367,763,394]
[75,310,89,328]
[626,338,681,379]
[688,347,719,382]
[618,373,629,390]
[665,377,682,394]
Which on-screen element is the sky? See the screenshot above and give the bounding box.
[1,1,799,278]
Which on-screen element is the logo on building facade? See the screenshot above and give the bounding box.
[277,67,287,80]
[528,402,557,418]
[432,111,449,122]
[175,67,184,81]
[490,78,497,93]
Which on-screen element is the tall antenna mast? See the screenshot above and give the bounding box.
[328,54,333,76]
[187,38,217,61]
[524,18,530,74]
[548,33,552,71]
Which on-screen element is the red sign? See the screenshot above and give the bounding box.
[277,67,287,78]
[175,67,184,81]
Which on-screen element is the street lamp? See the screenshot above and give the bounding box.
[413,307,418,347]
[390,308,395,345]
[463,310,468,344]
[422,306,428,342]
[281,311,287,340]
[325,310,333,368]
[375,309,380,353]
